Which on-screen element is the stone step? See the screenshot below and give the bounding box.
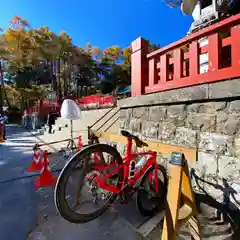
[36,107,120,152]
[112,195,165,240]
[113,196,234,239]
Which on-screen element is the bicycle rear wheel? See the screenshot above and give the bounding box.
[136,164,168,217]
[54,143,123,223]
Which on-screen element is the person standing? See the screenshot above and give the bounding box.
[47,111,58,134]
[47,112,53,134]
[0,113,8,140]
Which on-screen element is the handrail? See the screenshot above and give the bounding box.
[131,14,240,97]
[147,13,240,58]
[89,106,116,129]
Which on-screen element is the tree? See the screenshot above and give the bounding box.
[1,17,50,110]
[1,15,161,111]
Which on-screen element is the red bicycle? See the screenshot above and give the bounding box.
[54,130,168,223]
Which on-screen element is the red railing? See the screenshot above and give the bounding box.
[74,95,114,106]
[24,95,115,115]
[131,13,240,96]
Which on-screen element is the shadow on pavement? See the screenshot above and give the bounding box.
[0,126,44,240]
[191,169,240,239]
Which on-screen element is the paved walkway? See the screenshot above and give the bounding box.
[0,125,140,240]
[1,125,234,240]
[0,125,41,240]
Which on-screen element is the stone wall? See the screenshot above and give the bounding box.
[118,78,240,204]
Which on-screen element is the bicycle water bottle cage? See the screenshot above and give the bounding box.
[121,130,148,148]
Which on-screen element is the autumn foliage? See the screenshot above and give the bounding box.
[0,16,160,112]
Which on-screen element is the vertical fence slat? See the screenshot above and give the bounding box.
[174,48,183,80]
[231,25,240,68]
[160,54,168,83]
[208,33,220,72]
[189,41,199,78]
[149,58,157,86]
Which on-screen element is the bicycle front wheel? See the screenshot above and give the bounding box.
[54,143,124,223]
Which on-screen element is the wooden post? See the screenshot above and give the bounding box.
[231,24,240,69]
[161,152,201,240]
[208,33,220,72]
[131,37,149,97]
[189,41,199,77]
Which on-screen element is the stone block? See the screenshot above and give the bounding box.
[119,109,132,120]
[218,155,237,178]
[229,100,240,113]
[187,103,201,113]
[119,119,128,129]
[174,127,197,148]
[235,137,240,157]
[199,132,234,156]
[149,106,166,121]
[158,84,208,103]
[196,152,218,175]
[132,107,149,120]
[209,78,240,99]
[198,102,228,113]
[142,121,159,139]
[167,105,185,119]
[186,84,209,101]
[216,113,240,135]
[186,113,216,131]
[217,112,228,123]
[117,84,208,108]
[158,121,176,142]
[166,105,186,126]
[129,118,142,133]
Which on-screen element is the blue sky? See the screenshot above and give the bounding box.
[0,0,193,49]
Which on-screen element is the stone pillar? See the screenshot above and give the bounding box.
[131,37,149,97]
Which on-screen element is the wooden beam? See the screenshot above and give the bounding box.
[92,131,197,164]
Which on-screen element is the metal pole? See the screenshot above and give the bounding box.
[70,120,73,140]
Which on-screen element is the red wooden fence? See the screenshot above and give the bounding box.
[74,95,114,105]
[25,95,115,115]
[131,13,240,97]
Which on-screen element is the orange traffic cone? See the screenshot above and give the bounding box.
[34,151,56,189]
[27,149,43,172]
[77,136,83,151]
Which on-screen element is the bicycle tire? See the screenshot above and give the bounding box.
[136,164,168,217]
[54,143,124,223]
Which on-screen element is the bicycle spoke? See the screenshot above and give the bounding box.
[55,143,123,223]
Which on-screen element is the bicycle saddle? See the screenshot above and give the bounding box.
[121,130,148,147]
[121,130,137,139]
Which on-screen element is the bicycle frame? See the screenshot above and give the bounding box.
[90,137,159,194]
